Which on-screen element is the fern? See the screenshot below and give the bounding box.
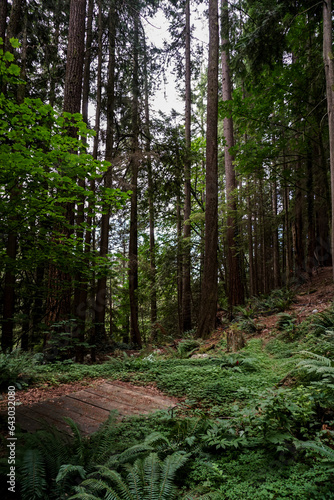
[56,464,87,483]
[158,452,188,500]
[297,440,334,472]
[69,452,188,500]
[63,416,87,464]
[20,449,47,500]
[297,352,334,376]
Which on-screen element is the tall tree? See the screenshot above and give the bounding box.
[46,0,86,329]
[323,0,334,281]
[182,0,192,333]
[129,7,141,347]
[94,0,111,347]
[196,0,219,339]
[221,0,244,312]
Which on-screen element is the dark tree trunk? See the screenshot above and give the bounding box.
[247,180,255,295]
[5,0,23,52]
[0,0,7,43]
[46,0,86,336]
[1,232,17,352]
[144,37,157,339]
[73,0,94,362]
[177,196,183,336]
[306,144,316,276]
[272,177,281,288]
[323,0,334,280]
[182,0,192,333]
[129,9,141,347]
[221,0,244,313]
[95,0,111,349]
[196,0,219,339]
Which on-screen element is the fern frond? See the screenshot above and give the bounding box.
[20,448,47,500]
[56,463,87,483]
[107,444,154,468]
[143,453,161,499]
[125,462,144,499]
[298,351,332,365]
[144,431,171,448]
[98,466,136,500]
[158,452,188,500]
[63,416,86,463]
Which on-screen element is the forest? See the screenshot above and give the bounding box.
[0,0,334,498]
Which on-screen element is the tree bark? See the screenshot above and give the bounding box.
[95,0,111,348]
[46,0,86,334]
[0,0,7,43]
[272,176,281,288]
[221,0,244,313]
[182,0,192,333]
[129,9,141,347]
[73,0,94,362]
[144,35,157,338]
[196,0,218,339]
[323,0,334,280]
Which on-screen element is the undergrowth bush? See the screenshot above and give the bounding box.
[0,350,39,390]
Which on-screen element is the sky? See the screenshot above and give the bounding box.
[144,5,209,117]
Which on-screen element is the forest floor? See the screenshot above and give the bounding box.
[1,266,333,433]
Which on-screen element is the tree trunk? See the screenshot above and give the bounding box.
[196,0,219,339]
[46,0,86,337]
[129,9,141,347]
[272,177,281,288]
[1,231,17,351]
[323,0,334,280]
[144,36,157,339]
[0,0,7,43]
[182,0,192,333]
[73,0,94,362]
[221,0,244,313]
[5,0,23,52]
[95,0,111,348]
[306,144,316,276]
[177,196,183,336]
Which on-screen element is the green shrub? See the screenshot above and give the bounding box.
[0,350,38,390]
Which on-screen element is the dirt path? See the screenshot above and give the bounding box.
[2,380,179,436]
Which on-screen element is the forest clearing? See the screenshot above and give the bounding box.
[1,0,334,498]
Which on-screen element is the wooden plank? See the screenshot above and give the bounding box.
[68,387,159,413]
[16,407,71,434]
[84,382,174,409]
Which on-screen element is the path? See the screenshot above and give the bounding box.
[14,380,178,436]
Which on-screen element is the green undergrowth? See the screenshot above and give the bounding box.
[17,339,290,416]
[1,303,334,498]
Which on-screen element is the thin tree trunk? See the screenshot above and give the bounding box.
[323,0,334,280]
[129,9,141,347]
[221,0,244,313]
[0,0,7,43]
[306,144,316,276]
[1,231,17,351]
[182,0,192,333]
[272,177,281,288]
[177,196,183,336]
[196,0,219,339]
[247,179,255,295]
[95,0,111,348]
[5,0,23,52]
[144,36,157,339]
[73,0,94,362]
[283,183,292,284]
